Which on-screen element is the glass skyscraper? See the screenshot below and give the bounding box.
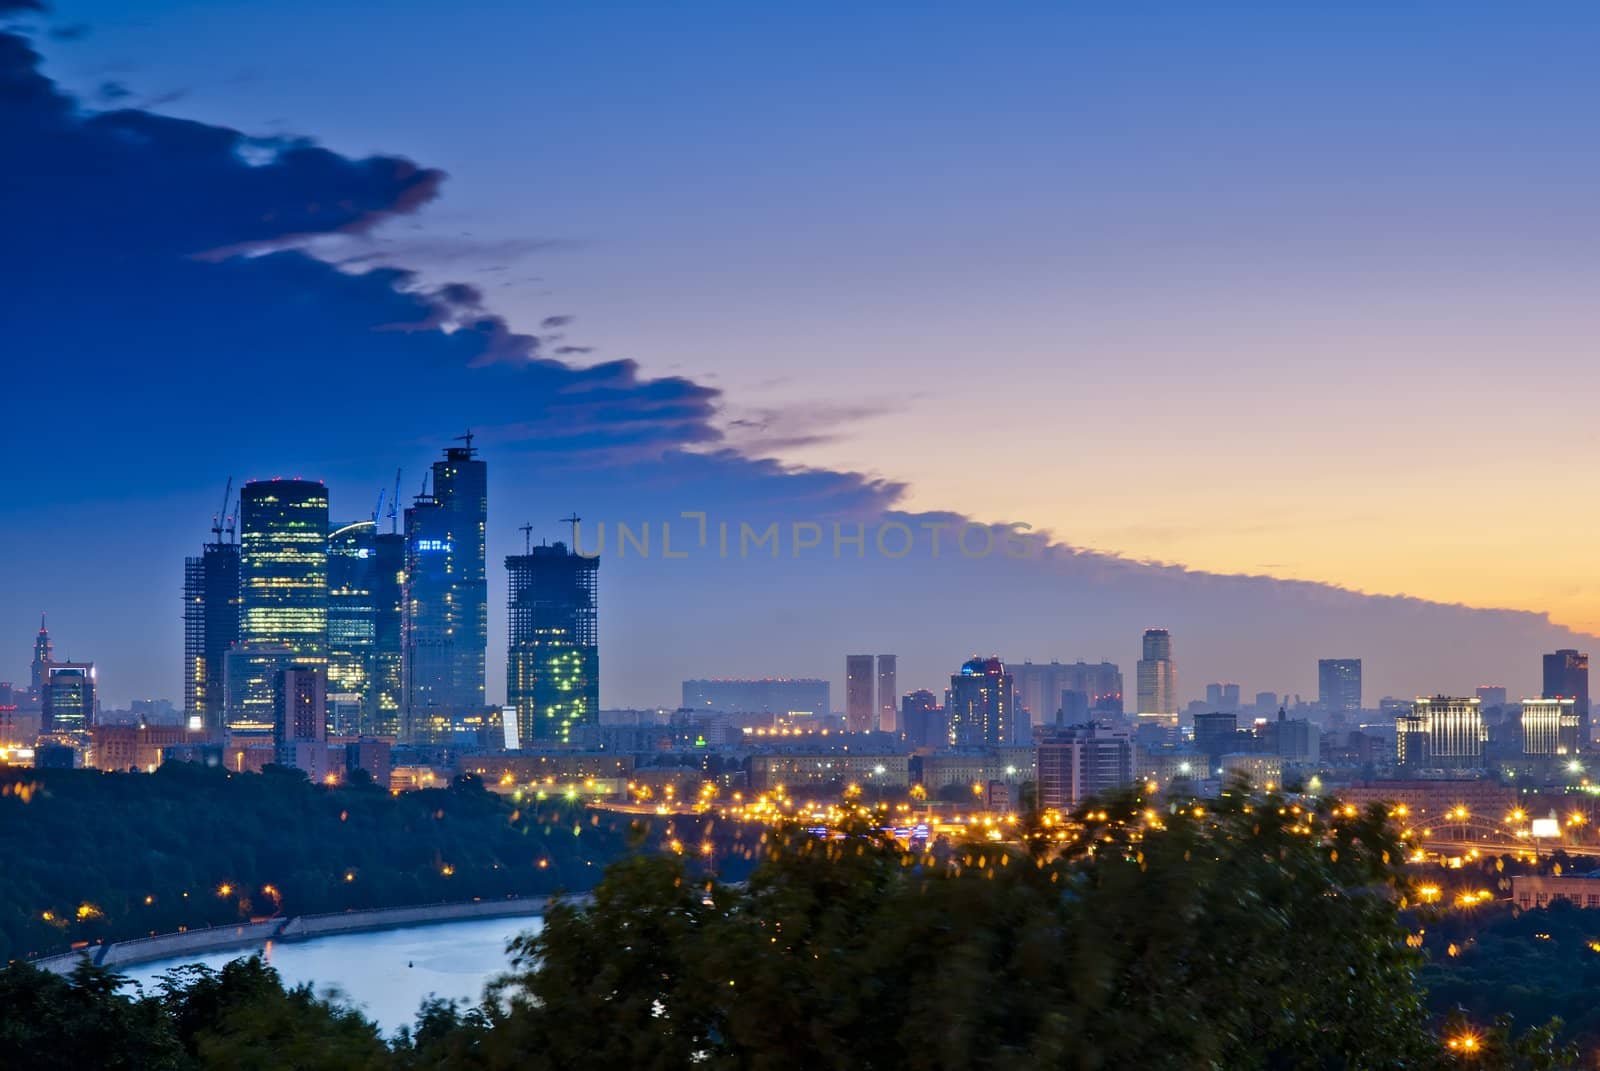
[327,520,377,735]
[505,541,598,745]
[402,439,487,743]
[231,479,328,730]
[184,539,240,734]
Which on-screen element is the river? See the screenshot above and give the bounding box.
[118,915,543,1035]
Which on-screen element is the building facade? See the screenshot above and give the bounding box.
[1396,696,1485,770]
[1543,649,1590,747]
[876,655,898,734]
[1522,697,1580,756]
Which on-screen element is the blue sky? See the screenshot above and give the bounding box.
[4,1,1598,707]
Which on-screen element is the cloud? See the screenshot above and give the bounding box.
[0,0,46,14]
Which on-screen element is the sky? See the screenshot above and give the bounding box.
[2,1,1597,708]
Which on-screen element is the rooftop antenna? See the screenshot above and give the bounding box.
[210,476,233,544]
[559,513,581,547]
[389,469,401,532]
[518,522,534,555]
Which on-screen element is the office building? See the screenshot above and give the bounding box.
[876,655,897,734]
[1035,724,1133,810]
[1522,697,1580,757]
[1317,659,1362,713]
[1396,696,1485,770]
[1259,710,1320,764]
[1136,629,1177,725]
[948,656,1014,746]
[370,530,405,737]
[233,479,328,729]
[1544,649,1590,747]
[402,439,488,742]
[681,679,830,716]
[274,664,327,766]
[506,539,599,745]
[326,520,379,733]
[845,655,875,732]
[41,662,94,736]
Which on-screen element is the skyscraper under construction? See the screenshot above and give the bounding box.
[402,437,487,743]
[505,536,598,745]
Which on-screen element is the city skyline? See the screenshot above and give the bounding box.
[5,7,1600,711]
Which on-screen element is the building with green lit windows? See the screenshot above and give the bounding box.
[229,479,328,731]
[505,541,598,744]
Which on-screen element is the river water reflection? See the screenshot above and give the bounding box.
[121,915,543,1035]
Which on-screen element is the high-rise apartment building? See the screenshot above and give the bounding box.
[876,655,897,734]
[1010,661,1124,726]
[232,479,328,730]
[948,656,1014,746]
[505,540,599,745]
[370,530,404,737]
[402,439,488,743]
[1543,649,1590,747]
[845,655,875,732]
[1317,658,1363,713]
[1135,629,1177,725]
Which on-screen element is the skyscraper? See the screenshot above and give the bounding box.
[29,614,51,709]
[876,655,897,734]
[845,654,875,732]
[326,521,378,736]
[370,530,405,737]
[402,439,488,743]
[1135,629,1177,725]
[505,539,598,745]
[232,479,329,730]
[1317,658,1362,713]
[948,656,1014,746]
[183,536,240,735]
[1543,649,1590,748]
[901,689,944,749]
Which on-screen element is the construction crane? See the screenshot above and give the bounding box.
[372,487,386,527]
[559,513,581,548]
[389,469,401,532]
[210,477,233,544]
[519,522,534,555]
[454,429,475,454]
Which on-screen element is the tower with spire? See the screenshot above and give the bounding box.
[30,613,52,702]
